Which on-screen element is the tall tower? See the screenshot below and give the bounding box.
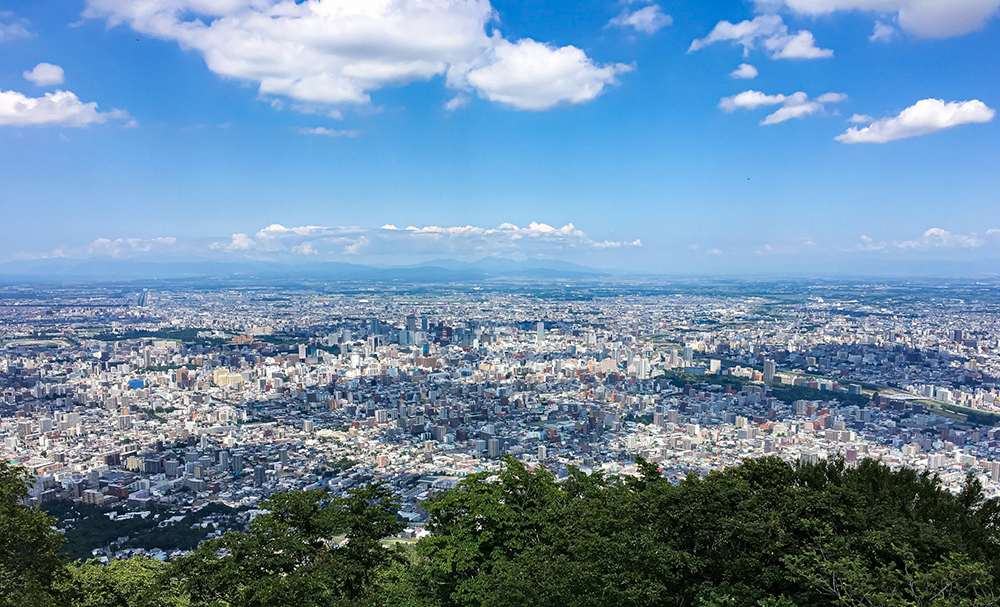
[763,359,776,383]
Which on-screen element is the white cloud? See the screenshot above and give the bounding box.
[23,63,64,86]
[343,236,369,255]
[856,228,1000,252]
[444,94,471,111]
[460,39,633,110]
[836,98,995,143]
[761,100,824,124]
[152,221,646,262]
[0,89,130,127]
[719,90,787,111]
[869,20,896,41]
[608,4,672,34]
[689,15,832,59]
[298,126,359,137]
[759,0,1000,38]
[29,221,643,263]
[87,237,178,258]
[0,19,30,42]
[216,233,255,251]
[764,30,833,58]
[754,244,774,255]
[817,92,848,103]
[707,248,723,255]
[291,242,318,255]
[730,63,759,79]
[720,89,846,124]
[85,0,628,113]
[848,113,873,123]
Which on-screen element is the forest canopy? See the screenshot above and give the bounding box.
[2,455,1000,607]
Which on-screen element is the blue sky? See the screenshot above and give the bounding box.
[1,0,998,273]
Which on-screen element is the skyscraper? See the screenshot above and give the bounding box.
[536,321,545,344]
[763,359,776,383]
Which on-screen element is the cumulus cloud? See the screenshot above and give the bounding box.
[87,237,178,258]
[291,242,318,255]
[298,126,359,137]
[757,0,1000,38]
[608,4,672,34]
[836,98,995,143]
[869,20,896,41]
[848,113,873,123]
[856,228,1000,252]
[730,63,759,79]
[23,63,64,86]
[84,0,629,112]
[0,18,30,42]
[444,94,471,111]
[719,90,787,111]
[720,89,846,124]
[0,88,130,127]
[30,221,640,264]
[459,39,633,111]
[218,221,642,260]
[689,15,832,59]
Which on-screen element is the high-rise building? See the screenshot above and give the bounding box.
[763,359,776,383]
[536,321,545,344]
[488,438,501,458]
[253,464,266,487]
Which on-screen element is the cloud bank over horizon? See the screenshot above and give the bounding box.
[16,222,643,266]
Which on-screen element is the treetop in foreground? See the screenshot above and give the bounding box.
[4,455,1000,606]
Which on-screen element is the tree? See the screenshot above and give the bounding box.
[168,482,404,607]
[59,558,185,607]
[0,460,67,607]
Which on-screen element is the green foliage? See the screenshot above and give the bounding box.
[407,456,1000,607]
[5,456,1000,607]
[168,482,404,607]
[42,500,227,561]
[58,558,186,607]
[0,460,66,607]
[656,369,870,406]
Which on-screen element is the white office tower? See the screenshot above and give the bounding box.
[763,359,776,383]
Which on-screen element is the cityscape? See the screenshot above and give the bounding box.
[2,0,999,604]
[4,277,1000,561]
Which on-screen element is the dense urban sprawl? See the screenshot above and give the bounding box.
[3,280,1000,561]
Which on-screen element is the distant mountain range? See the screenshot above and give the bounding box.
[2,255,999,284]
[0,256,611,283]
